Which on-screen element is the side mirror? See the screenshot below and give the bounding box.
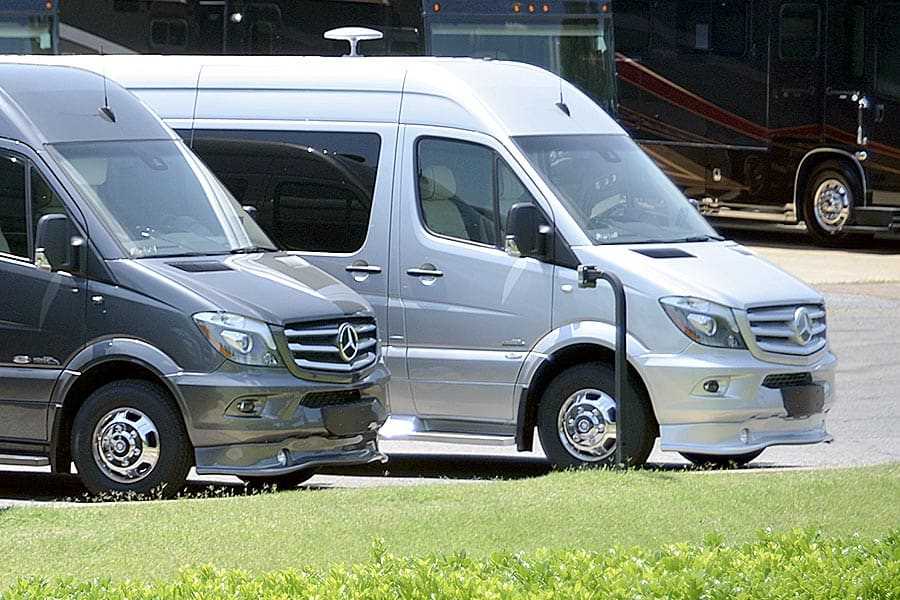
[505,202,550,259]
[35,213,82,273]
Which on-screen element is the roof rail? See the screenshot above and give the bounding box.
[323,27,384,57]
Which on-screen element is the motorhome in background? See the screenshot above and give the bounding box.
[56,0,618,116]
[13,53,839,469]
[614,0,900,243]
[0,62,389,497]
[0,0,58,54]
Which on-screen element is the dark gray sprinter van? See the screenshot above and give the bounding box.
[0,64,389,498]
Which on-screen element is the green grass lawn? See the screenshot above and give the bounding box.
[0,463,897,589]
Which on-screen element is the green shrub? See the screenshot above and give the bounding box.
[4,529,897,599]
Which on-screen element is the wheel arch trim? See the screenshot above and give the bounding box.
[793,148,868,218]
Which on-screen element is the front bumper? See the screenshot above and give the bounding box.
[168,362,390,476]
[637,347,837,455]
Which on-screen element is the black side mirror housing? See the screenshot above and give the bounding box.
[505,202,550,259]
[35,213,82,272]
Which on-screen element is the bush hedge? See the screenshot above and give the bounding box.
[3,528,897,599]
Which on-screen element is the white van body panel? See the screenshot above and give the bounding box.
[5,54,836,464]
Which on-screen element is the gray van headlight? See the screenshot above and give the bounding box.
[193,312,282,367]
[660,297,746,349]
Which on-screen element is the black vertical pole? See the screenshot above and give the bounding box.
[577,266,628,469]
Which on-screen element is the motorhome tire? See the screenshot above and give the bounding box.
[804,161,858,245]
[71,380,192,499]
[679,449,763,468]
[537,363,654,469]
[240,468,318,491]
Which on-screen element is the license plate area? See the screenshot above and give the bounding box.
[781,384,825,418]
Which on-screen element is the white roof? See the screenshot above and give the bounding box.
[0,54,624,138]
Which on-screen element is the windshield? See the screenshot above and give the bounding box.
[514,134,720,245]
[426,16,616,115]
[0,15,56,54]
[50,140,275,258]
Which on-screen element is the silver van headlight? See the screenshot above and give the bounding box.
[194,311,282,366]
[660,297,746,349]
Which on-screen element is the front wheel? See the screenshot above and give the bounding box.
[537,363,655,469]
[803,161,859,245]
[71,380,192,499]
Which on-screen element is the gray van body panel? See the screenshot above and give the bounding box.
[0,63,389,490]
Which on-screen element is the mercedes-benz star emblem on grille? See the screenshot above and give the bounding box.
[791,306,813,345]
[337,322,360,363]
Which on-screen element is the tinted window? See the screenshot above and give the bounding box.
[877,4,900,99]
[780,4,820,58]
[190,130,380,253]
[0,153,28,258]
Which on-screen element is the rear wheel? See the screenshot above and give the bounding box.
[71,380,192,499]
[679,449,764,468]
[537,363,655,469]
[803,161,859,245]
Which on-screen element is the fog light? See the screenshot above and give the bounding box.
[739,428,750,444]
[703,380,720,393]
[278,449,290,467]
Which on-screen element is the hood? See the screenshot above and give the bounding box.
[574,240,823,308]
[108,252,372,325]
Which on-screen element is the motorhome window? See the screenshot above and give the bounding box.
[615,0,652,52]
[514,134,720,245]
[188,130,380,253]
[49,140,274,258]
[877,4,900,100]
[0,14,56,54]
[710,1,748,56]
[676,1,711,51]
[0,152,28,258]
[779,4,820,59]
[428,18,616,115]
[416,138,501,246]
[149,19,188,50]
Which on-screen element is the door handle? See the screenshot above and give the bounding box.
[875,103,885,124]
[406,262,444,278]
[345,264,382,274]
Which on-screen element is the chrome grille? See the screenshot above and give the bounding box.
[283,317,377,373]
[745,304,827,356]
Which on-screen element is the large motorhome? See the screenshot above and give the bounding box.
[614,0,900,243]
[19,54,838,468]
[0,63,389,497]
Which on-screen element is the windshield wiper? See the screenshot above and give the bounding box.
[229,245,279,254]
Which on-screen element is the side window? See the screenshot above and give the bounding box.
[417,138,534,246]
[0,153,28,258]
[190,130,380,253]
[780,4,820,59]
[0,152,65,260]
[877,4,900,100]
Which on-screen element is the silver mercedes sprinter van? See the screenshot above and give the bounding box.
[0,63,389,497]
[32,54,837,469]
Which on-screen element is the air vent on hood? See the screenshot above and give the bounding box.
[632,248,696,259]
[168,261,233,273]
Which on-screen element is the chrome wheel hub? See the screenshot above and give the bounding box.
[92,408,160,483]
[557,388,617,462]
[813,178,850,232]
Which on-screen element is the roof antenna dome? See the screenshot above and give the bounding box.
[324,27,383,57]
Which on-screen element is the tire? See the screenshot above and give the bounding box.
[803,161,859,245]
[71,380,192,499]
[679,449,763,469]
[537,363,655,469]
[240,468,318,492]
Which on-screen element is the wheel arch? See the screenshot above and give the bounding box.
[794,148,867,222]
[49,339,191,473]
[515,341,657,452]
